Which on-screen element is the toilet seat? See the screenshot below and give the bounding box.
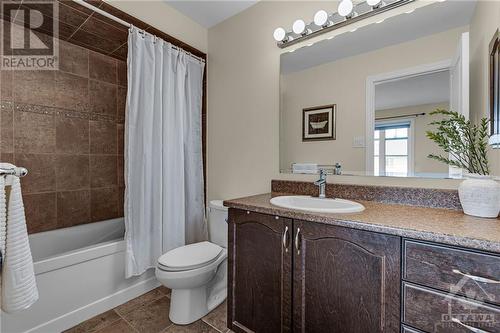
[158,241,223,272]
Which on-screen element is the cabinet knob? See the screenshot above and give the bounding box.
[275,216,279,220]
[246,211,250,215]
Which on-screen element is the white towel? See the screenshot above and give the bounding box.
[292,163,318,174]
[0,164,38,313]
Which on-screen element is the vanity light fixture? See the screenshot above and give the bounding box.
[274,0,415,49]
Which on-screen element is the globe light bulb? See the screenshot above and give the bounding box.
[292,19,306,34]
[338,0,354,17]
[313,10,329,27]
[273,27,286,42]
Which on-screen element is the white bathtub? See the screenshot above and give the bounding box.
[1,218,159,333]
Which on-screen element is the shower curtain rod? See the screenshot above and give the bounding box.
[72,0,206,63]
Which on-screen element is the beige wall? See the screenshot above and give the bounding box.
[207,1,466,201]
[279,28,464,172]
[208,2,335,201]
[105,0,207,53]
[376,103,449,175]
[470,0,500,176]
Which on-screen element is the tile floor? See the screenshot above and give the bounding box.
[64,287,229,333]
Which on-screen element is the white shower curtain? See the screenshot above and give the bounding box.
[124,27,207,278]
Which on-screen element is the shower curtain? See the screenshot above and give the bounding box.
[124,27,206,278]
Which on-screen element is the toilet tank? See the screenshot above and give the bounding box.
[207,200,228,248]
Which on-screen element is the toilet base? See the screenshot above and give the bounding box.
[167,259,227,325]
[169,287,209,325]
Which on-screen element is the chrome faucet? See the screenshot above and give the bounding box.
[314,169,327,199]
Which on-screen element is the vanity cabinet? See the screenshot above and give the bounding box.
[228,208,500,333]
[227,208,401,333]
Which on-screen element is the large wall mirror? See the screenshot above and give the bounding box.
[279,0,497,179]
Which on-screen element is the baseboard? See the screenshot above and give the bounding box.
[26,277,161,333]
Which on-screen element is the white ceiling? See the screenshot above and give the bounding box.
[375,70,450,110]
[165,1,258,28]
[281,0,477,74]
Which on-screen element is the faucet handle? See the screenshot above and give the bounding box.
[319,168,328,178]
[334,163,342,175]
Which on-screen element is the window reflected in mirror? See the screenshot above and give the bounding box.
[374,125,410,177]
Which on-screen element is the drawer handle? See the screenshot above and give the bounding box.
[282,226,290,252]
[295,228,301,254]
[452,269,500,284]
[451,318,490,333]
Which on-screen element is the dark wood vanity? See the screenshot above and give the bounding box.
[224,186,500,333]
[228,209,400,333]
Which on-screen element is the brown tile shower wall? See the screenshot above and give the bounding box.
[0,40,127,234]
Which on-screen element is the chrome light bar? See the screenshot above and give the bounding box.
[274,0,415,49]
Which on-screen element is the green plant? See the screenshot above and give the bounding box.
[426,109,490,175]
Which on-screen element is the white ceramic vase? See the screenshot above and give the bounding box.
[458,174,500,218]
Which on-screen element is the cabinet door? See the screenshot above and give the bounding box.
[227,209,292,333]
[293,221,401,333]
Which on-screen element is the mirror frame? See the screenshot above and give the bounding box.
[490,29,500,136]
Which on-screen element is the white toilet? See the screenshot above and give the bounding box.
[155,200,228,325]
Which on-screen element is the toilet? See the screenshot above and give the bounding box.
[155,200,228,325]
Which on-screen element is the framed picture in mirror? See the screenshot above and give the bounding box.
[490,29,499,136]
[302,105,336,142]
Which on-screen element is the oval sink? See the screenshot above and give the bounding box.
[270,195,365,213]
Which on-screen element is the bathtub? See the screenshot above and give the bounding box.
[1,218,159,333]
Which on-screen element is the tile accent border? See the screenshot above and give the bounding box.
[6,101,121,124]
[271,180,462,210]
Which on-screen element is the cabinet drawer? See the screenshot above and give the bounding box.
[404,240,500,306]
[403,283,500,333]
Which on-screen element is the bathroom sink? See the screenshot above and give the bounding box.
[270,195,365,213]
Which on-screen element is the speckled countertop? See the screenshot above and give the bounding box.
[224,193,500,253]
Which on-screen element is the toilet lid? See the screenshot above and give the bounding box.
[157,241,223,271]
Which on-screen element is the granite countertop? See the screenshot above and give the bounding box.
[223,193,500,253]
